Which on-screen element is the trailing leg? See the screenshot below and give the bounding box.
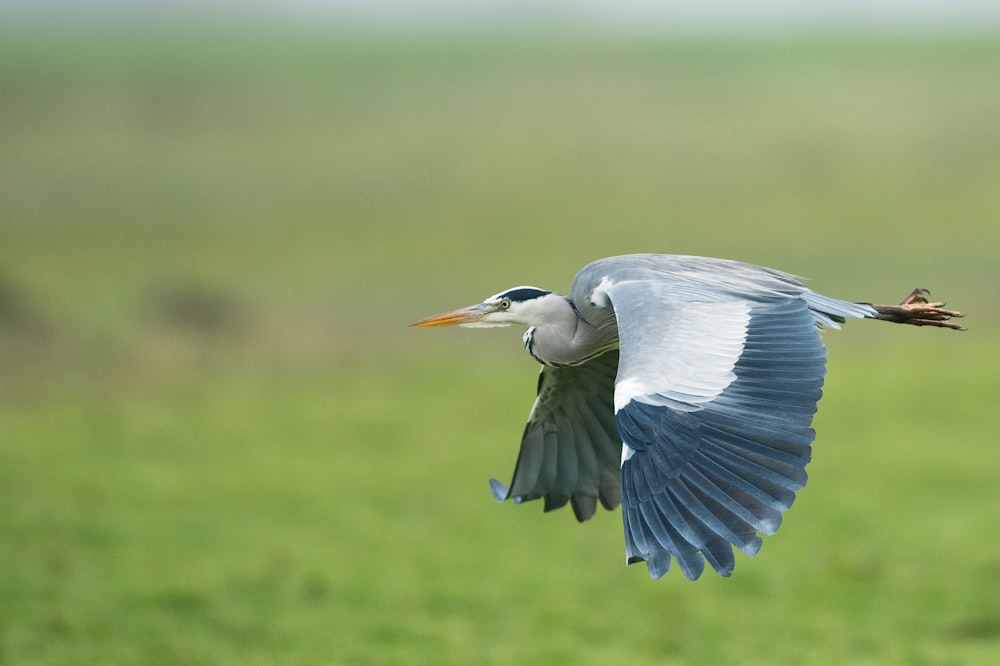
[870,289,964,330]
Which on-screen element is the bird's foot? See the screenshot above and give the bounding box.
[871,289,965,330]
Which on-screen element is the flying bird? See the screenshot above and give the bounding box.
[411,254,962,580]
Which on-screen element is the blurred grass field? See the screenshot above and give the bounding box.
[1,28,999,664]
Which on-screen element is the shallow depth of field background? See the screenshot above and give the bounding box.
[1,10,999,665]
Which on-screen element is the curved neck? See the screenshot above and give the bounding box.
[523,296,613,367]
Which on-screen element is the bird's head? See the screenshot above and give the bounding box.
[410,286,558,329]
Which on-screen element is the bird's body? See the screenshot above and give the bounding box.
[412,254,961,580]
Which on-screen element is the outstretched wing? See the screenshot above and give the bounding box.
[605,278,845,580]
[490,350,622,521]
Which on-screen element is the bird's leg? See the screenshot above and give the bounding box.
[870,289,965,330]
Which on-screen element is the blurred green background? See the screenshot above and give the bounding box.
[1,16,999,665]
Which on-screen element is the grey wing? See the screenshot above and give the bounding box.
[490,350,622,522]
[602,276,868,580]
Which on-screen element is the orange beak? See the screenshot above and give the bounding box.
[410,304,488,328]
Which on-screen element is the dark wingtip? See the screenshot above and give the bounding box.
[570,494,598,522]
[489,478,510,502]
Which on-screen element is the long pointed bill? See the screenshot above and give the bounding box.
[410,304,489,328]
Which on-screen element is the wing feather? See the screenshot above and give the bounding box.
[555,413,579,498]
[491,350,621,522]
[608,280,836,579]
[693,452,794,517]
[538,429,559,503]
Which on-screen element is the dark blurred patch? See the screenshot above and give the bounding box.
[301,571,330,603]
[145,588,211,615]
[0,277,65,403]
[0,276,54,340]
[146,283,248,336]
[949,616,1000,641]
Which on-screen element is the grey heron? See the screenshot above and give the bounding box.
[411,254,962,580]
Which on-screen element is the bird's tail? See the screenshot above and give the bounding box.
[803,291,878,329]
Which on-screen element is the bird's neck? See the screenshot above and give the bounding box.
[522,296,610,367]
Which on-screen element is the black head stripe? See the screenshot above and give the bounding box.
[496,287,551,303]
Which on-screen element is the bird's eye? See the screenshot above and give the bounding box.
[500,299,511,310]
